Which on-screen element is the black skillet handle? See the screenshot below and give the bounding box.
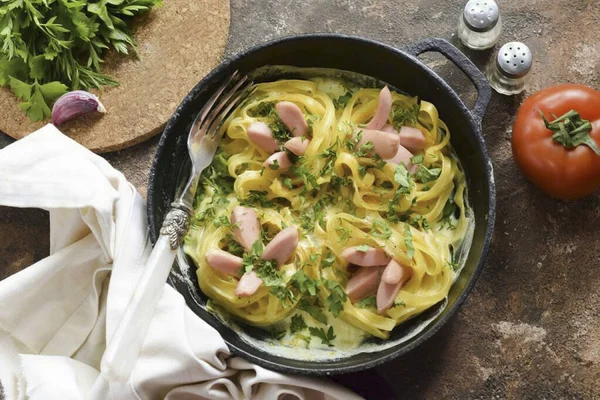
[404,38,492,126]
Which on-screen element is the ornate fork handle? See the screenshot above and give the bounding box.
[160,201,193,250]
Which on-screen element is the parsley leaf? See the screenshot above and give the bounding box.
[240,191,274,208]
[268,159,280,170]
[290,314,307,333]
[282,177,294,189]
[447,260,460,272]
[404,224,415,259]
[335,226,352,244]
[391,102,420,129]
[213,215,232,228]
[394,164,414,194]
[290,270,319,296]
[410,154,424,164]
[298,298,327,325]
[416,165,441,183]
[309,326,336,346]
[393,300,407,308]
[321,251,336,269]
[355,295,377,308]
[355,244,370,252]
[323,279,347,317]
[440,192,458,229]
[333,91,353,109]
[370,219,392,240]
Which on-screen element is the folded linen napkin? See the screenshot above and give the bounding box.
[0,125,362,400]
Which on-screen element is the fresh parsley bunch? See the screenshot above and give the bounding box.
[0,0,162,121]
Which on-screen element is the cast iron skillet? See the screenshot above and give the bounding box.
[148,34,496,375]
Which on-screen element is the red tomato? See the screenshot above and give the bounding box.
[511,84,600,200]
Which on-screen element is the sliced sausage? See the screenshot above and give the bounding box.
[284,136,310,156]
[276,101,308,137]
[381,259,402,284]
[386,145,418,174]
[346,266,382,302]
[376,265,412,312]
[264,151,292,171]
[355,129,400,159]
[261,226,299,266]
[247,122,279,153]
[399,126,427,153]
[230,206,260,252]
[206,249,243,276]
[235,271,263,297]
[381,124,398,134]
[341,246,391,267]
[365,86,392,131]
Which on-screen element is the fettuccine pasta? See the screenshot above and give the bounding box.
[184,76,471,348]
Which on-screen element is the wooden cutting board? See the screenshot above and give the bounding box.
[0,0,230,153]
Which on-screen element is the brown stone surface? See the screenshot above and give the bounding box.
[0,0,230,153]
[1,0,599,398]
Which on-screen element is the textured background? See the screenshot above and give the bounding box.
[1,0,599,398]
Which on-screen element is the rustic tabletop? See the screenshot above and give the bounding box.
[1,1,599,398]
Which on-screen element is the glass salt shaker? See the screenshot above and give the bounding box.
[458,0,502,50]
[486,42,533,95]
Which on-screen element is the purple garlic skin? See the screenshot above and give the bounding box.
[51,90,106,126]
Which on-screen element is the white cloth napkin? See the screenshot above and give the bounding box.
[0,125,362,400]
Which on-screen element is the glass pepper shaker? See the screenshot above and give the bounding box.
[486,42,533,95]
[458,0,502,50]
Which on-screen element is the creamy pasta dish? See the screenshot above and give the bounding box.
[184,76,470,350]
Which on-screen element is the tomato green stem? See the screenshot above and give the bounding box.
[540,109,600,155]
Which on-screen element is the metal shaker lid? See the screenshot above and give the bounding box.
[463,0,500,32]
[497,42,533,78]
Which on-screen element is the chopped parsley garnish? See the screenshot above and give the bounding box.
[300,198,327,232]
[440,192,458,229]
[391,102,420,129]
[282,177,294,189]
[323,279,347,317]
[447,260,460,272]
[370,219,392,240]
[355,140,374,157]
[319,145,338,175]
[355,244,370,252]
[309,326,336,346]
[416,165,441,183]
[290,315,308,333]
[321,251,336,268]
[292,161,319,196]
[223,234,245,257]
[335,226,352,244]
[410,154,424,164]
[298,298,328,325]
[330,174,351,191]
[290,270,319,296]
[213,215,233,228]
[242,240,294,306]
[407,215,431,231]
[247,100,292,143]
[239,191,274,208]
[356,295,377,308]
[394,164,414,194]
[404,224,415,259]
[333,91,353,109]
[268,159,280,170]
[249,101,276,117]
[358,164,369,177]
[393,300,407,308]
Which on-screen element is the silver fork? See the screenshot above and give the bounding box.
[101,72,254,383]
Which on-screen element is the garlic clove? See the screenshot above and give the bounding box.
[51,90,106,126]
